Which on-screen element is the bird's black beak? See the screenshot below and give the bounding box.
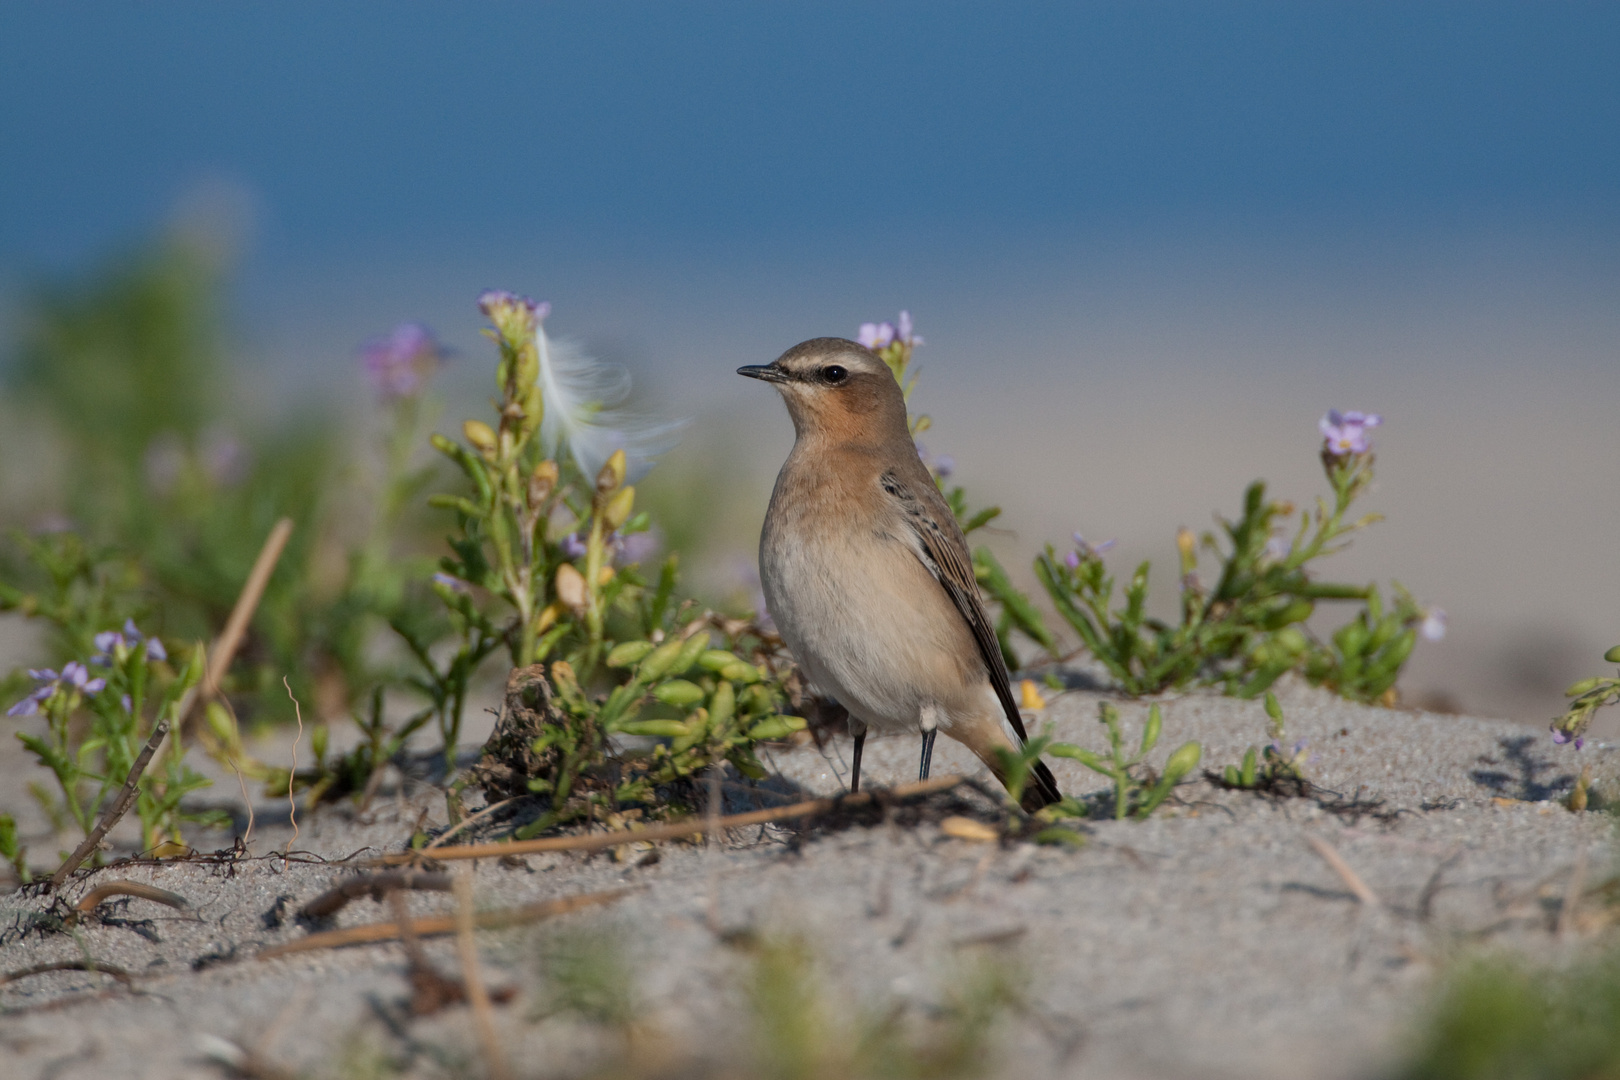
[737,364,788,383]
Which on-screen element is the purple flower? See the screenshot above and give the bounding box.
[431,572,471,596]
[857,321,897,350]
[615,530,660,567]
[1551,727,1585,749]
[477,291,549,346]
[93,630,123,656]
[1319,410,1383,457]
[896,310,924,347]
[1419,608,1447,642]
[1264,535,1289,562]
[1072,532,1116,558]
[145,637,167,662]
[362,322,444,401]
[914,442,955,479]
[6,663,103,717]
[560,533,589,559]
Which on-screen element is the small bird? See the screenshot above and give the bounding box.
[740,338,1062,811]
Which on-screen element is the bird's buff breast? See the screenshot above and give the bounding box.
[760,479,980,733]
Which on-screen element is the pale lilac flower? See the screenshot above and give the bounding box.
[1064,550,1082,570]
[857,321,897,350]
[477,290,548,323]
[1073,532,1117,557]
[560,533,589,559]
[145,636,166,662]
[1319,410,1383,457]
[202,430,249,487]
[431,572,471,596]
[1551,727,1585,749]
[1264,535,1289,562]
[896,310,924,347]
[93,630,123,656]
[7,663,104,716]
[362,322,445,401]
[914,442,954,479]
[615,530,660,566]
[120,694,133,713]
[1419,608,1447,642]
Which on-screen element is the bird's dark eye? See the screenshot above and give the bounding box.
[822,365,848,384]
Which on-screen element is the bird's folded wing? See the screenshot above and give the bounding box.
[878,469,1031,744]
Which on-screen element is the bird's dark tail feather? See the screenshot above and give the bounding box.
[1019,758,1063,813]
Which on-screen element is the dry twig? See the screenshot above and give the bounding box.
[1306,834,1381,907]
[49,720,170,889]
[455,872,514,1080]
[73,879,190,915]
[0,960,134,987]
[425,797,522,850]
[369,774,967,867]
[256,887,632,959]
[182,517,295,737]
[297,870,452,921]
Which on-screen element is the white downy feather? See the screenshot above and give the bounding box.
[535,321,685,483]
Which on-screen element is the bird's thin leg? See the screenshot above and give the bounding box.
[919,729,937,782]
[850,730,866,793]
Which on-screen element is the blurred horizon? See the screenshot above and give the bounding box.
[2,2,1617,726]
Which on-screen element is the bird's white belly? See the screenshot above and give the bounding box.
[762,523,970,734]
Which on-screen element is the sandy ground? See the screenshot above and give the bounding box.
[0,676,1615,1080]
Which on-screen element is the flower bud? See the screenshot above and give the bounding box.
[653,679,706,707]
[555,563,587,612]
[1162,740,1203,783]
[528,460,559,506]
[463,420,498,455]
[747,715,807,741]
[597,566,615,586]
[620,719,693,739]
[1606,645,1620,664]
[637,639,686,681]
[708,679,736,728]
[1176,527,1196,574]
[1567,677,1602,697]
[602,486,636,530]
[597,449,627,494]
[699,649,745,671]
[606,640,656,668]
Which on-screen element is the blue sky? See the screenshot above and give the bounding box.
[2,3,1618,711]
[3,2,1616,269]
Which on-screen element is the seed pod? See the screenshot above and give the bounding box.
[709,680,736,729]
[205,700,236,744]
[638,639,685,681]
[699,649,744,672]
[1567,677,1602,697]
[746,715,806,741]
[607,641,656,668]
[596,449,627,494]
[1264,691,1284,723]
[653,680,706,707]
[1162,741,1203,783]
[670,631,710,677]
[555,563,588,612]
[463,420,498,454]
[619,719,692,739]
[718,661,760,684]
[528,460,559,506]
[1606,645,1620,664]
[602,486,636,530]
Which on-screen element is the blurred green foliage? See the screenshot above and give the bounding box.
[1403,948,1620,1080]
[0,233,370,724]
